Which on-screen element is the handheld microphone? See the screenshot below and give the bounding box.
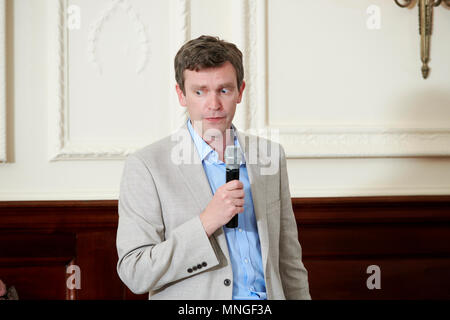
[225,145,241,228]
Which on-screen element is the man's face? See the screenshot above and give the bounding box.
[176,61,245,139]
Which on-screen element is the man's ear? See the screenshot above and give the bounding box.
[237,81,246,104]
[176,84,187,107]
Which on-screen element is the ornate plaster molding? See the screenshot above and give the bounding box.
[87,0,150,75]
[49,0,190,160]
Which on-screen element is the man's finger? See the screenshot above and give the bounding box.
[229,189,245,199]
[226,180,243,190]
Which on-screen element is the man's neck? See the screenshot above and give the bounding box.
[204,135,234,163]
[190,120,235,162]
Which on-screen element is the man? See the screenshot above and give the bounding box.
[116,35,311,300]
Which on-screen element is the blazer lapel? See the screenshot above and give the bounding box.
[172,124,213,213]
[172,124,232,265]
[236,129,270,273]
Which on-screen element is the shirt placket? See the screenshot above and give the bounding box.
[236,173,256,295]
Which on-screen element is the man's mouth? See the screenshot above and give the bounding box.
[204,117,225,122]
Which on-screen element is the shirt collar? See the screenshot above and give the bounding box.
[187,118,246,165]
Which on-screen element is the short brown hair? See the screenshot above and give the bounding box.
[174,35,244,94]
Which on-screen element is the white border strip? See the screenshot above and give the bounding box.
[0,189,119,201]
[0,0,6,163]
[48,0,67,161]
[290,186,450,198]
[1,185,449,201]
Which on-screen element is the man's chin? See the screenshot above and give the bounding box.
[202,121,230,138]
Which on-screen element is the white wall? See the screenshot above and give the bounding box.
[0,0,449,200]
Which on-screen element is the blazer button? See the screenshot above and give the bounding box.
[224,279,231,286]
[193,266,197,271]
[202,262,207,267]
[187,268,193,273]
[197,264,202,269]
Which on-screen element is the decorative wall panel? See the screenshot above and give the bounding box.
[248,0,450,158]
[48,0,190,161]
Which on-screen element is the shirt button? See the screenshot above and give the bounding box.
[224,279,231,286]
[239,228,243,232]
[244,259,249,264]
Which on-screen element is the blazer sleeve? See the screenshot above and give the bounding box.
[116,154,220,294]
[278,145,312,300]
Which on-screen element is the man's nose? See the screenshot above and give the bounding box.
[207,93,222,110]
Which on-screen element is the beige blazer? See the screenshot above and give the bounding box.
[116,123,311,300]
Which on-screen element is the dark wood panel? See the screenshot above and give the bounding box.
[294,196,450,300]
[75,231,125,300]
[0,201,148,300]
[0,201,118,231]
[299,225,450,259]
[304,258,450,300]
[0,232,77,299]
[0,266,68,300]
[0,232,76,261]
[292,196,450,225]
[0,196,450,300]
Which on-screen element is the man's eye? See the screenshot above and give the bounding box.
[221,88,229,94]
[196,90,203,96]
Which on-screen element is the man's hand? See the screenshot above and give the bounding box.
[200,180,245,237]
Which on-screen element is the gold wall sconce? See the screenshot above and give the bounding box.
[394,0,450,79]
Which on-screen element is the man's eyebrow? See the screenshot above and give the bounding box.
[220,82,236,88]
[190,85,208,90]
[190,83,236,90]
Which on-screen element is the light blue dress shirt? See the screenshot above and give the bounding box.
[187,119,267,300]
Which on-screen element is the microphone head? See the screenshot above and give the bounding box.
[225,145,241,169]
